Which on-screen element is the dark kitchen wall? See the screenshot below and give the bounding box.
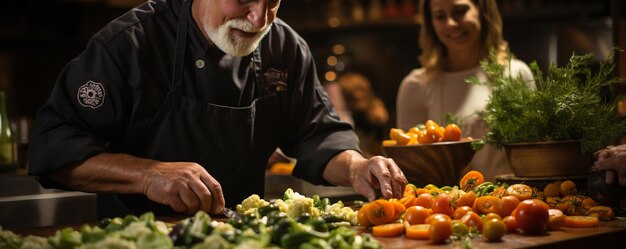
[0,0,620,130]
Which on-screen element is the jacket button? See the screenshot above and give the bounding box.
[195,59,205,69]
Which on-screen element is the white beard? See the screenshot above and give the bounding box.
[206,19,271,57]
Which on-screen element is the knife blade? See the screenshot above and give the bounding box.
[222,207,241,219]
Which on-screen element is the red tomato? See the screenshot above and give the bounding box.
[432,193,454,217]
[512,199,549,234]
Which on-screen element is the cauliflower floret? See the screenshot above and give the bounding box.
[341,207,358,225]
[236,194,269,214]
[273,199,289,213]
[285,198,320,218]
[325,202,345,216]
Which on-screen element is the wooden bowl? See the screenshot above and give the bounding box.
[382,140,476,187]
[504,140,592,177]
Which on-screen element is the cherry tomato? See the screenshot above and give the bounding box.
[483,212,502,221]
[399,196,416,209]
[441,124,461,142]
[432,193,454,217]
[390,199,406,221]
[367,199,396,225]
[459,171,485,192]
[405,224,431,240]
[587,206,615,220]
[429,217,452,244]
[543,182,560,198]
[507,184,533,201]
[502,215,518,233]
[425,213,452,224]
[425,120,443,142]
[460,211,483,231]
[473,196,500,215]
[372,223,405,237]
[512,199,549,234]
[453,206,473,220]
[417,129,437,144]
[454,191,477,209]
[389,128,404,141]
[547,209,566,230]
[559,180,577,196]
[403,184,418,197]
[357,204,372,227]
[414,193,434,208]
[495,195,520,217]
[451,220,469,237]
[382,139,397,146]
[404,206,432,225]
[565,216,599,228]
[482,218,507,242]
[395,132,413,145]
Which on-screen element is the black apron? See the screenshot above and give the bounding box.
[99,0,282,217]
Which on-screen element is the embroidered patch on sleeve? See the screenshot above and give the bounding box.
[77,80,105,109]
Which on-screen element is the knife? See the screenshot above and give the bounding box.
[222,207,241,219]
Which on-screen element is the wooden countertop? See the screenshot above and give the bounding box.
[12,218,626,249]
[364,219,626,249]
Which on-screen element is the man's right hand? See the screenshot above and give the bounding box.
[49,153,225,215]
[141,162,225,215]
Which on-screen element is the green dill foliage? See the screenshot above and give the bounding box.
[468,49,626,153]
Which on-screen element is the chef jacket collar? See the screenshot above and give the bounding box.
[187,6,212,60]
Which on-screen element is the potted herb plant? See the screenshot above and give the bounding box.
[469,50,626,177]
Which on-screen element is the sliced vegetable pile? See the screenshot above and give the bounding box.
[0,188,380,249]
[358,170,616,245]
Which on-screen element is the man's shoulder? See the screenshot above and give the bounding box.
[264,18,309,50]
[91,0,174,45]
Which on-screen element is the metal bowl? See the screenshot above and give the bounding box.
[382,140,477,187]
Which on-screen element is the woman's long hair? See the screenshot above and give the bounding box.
[419,0,509,74]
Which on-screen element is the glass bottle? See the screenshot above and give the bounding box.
[0,91,17,172]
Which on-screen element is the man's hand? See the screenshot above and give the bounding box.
[324,150,407,202]
[593,145,626,186]
[142,162,225,215]
[48,153,226,216]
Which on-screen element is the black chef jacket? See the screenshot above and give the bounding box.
[28,0,359,218]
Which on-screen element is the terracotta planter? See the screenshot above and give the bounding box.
[504,140,592,177]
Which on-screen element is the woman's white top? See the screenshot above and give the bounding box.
[396,59,535,181]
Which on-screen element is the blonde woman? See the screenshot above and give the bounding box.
[396,0,534,181]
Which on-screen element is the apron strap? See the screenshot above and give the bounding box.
[171,0,192,93]
[251,45,266,97]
